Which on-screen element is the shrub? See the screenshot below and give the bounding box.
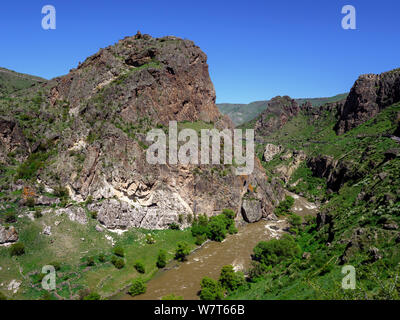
[168,222,180,230]
[134,261,145,274]
[26,197,35,208]
[50,261,61,271]
[199,277,224,300]
[274,196,295,216]
[5,212,16,223]
[128,279,146,296]
[146,234,155,244]
[111,256,125,269]
[86,257,95,266]
[174,241,190,262]
[218,265,245,292]
[89,211,98,219]
[195,234,207,246]
[98,254,106,263]
[113,246,125,257]
[207,215,228,242]
[156,249,167,268]
[83,292,101,300]
[191,214,209,237]
[252,234,301,268]
[34,208,43,218]
[10,242,25,256]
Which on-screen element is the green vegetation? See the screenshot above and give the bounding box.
[156,249,167,269]
[199,277,224,300]
[134,260,145,274]
[10,242,25,256]
[174,241,191,262]
[191,209,237,243]
[128,279,146,297]
[228,103,400,300]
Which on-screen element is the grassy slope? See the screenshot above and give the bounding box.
[0,67,44,96]
[229,103,400,300]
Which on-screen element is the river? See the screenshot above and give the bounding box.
[116,191,318,300]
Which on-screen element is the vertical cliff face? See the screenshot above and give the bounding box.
[254,96,300,137]
[1,33,284,230]
[335,69,400,134]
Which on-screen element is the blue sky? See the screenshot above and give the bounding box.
[0,0,399,103]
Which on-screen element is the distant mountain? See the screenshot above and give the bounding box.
[217,93,348,126]
[0,67,45,96]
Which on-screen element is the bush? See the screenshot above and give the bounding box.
[134,261,145,274]
[89,211,98,219]
[5,212,16,223]
[128,279,146,296]
[218,265,245,292]
[34,208,43,219]
[86,256,95,266]
[113,246,125,257]
[252,234,301,268]
[168,222,180,230]
[111,256,125,269]
[207,215,228,242]
[98,254,106,263]
[274,196,295,216]
[174,241,190,262]
[156,249,167,268]
[10,242,25,256]
[199,277,224,300]
[146,234,155,244]
[26,197,35,208]
[191,214,209,237]
[83,292,101,300]
[50,261,61,271]
[195,234,207,246]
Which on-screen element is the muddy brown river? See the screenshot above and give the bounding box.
[115,192,318,300]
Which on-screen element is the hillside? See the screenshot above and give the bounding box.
[0,33,284,300]
[225,69,400,300]
[0,67,44,97]
[217,93,348,126]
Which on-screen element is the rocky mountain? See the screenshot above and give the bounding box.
[335,69,400,134]
[0,32,284,232]
[217,93,348,126]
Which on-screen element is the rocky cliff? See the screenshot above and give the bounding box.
[254,96,300,137]
[0,32,284,230]
[335,69,400,134]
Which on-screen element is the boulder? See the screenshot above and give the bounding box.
[241,199,262,223]
[263,144,283,162]
[0,225,18,244]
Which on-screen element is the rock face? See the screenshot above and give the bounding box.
[263,144,283,162]
[274,150,306,183]
[0,117,29,164]
[335,69,400,134]
[255,96,300,137]
[241,199,262,223]
[0,33,285,229]
[307,155,360,192]
[0,225,18,244]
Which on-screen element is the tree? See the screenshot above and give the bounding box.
[156,249,167,268]
[207,215,228,242]
[219,265,245,292]
[134,260,145,274]
[199,277,224,300]
[128,279,146,296]
[174,241,190,262]
[252,234,301,268]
